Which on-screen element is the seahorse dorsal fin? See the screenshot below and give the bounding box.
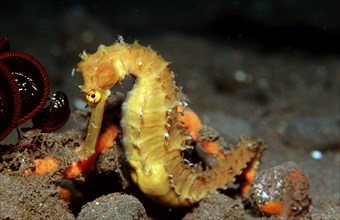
[117,35,124,43]
[79,50,88,60]
[132,40,139,46]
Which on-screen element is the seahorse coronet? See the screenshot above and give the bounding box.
[77,38,265,206]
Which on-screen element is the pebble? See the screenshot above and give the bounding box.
[248,162,310,217]
[77,193,146,220]
[310,150,323,160]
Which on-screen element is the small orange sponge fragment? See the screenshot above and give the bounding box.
[33,157,60,175]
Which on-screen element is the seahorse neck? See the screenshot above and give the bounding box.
[122,44,180,107]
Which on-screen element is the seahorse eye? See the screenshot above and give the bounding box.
[86,90,101,104]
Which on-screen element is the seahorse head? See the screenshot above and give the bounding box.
[76,42,129,159]
[77,43,128,106]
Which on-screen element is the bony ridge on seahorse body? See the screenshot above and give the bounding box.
[77,38,265,206]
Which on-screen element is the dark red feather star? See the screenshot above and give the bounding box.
[0,37,70,142]
[32,91,71,132]
[0,61,21,141]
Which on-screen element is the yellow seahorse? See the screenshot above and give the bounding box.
[77,38,264,206]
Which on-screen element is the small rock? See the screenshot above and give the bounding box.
[95,148,120,174]
[183,194,245,220]
[77,193,146,220]
[248,162,310,217]
[95,145,131,189]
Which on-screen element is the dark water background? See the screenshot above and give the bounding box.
[1,0,339,196]
[1,0,339,84]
